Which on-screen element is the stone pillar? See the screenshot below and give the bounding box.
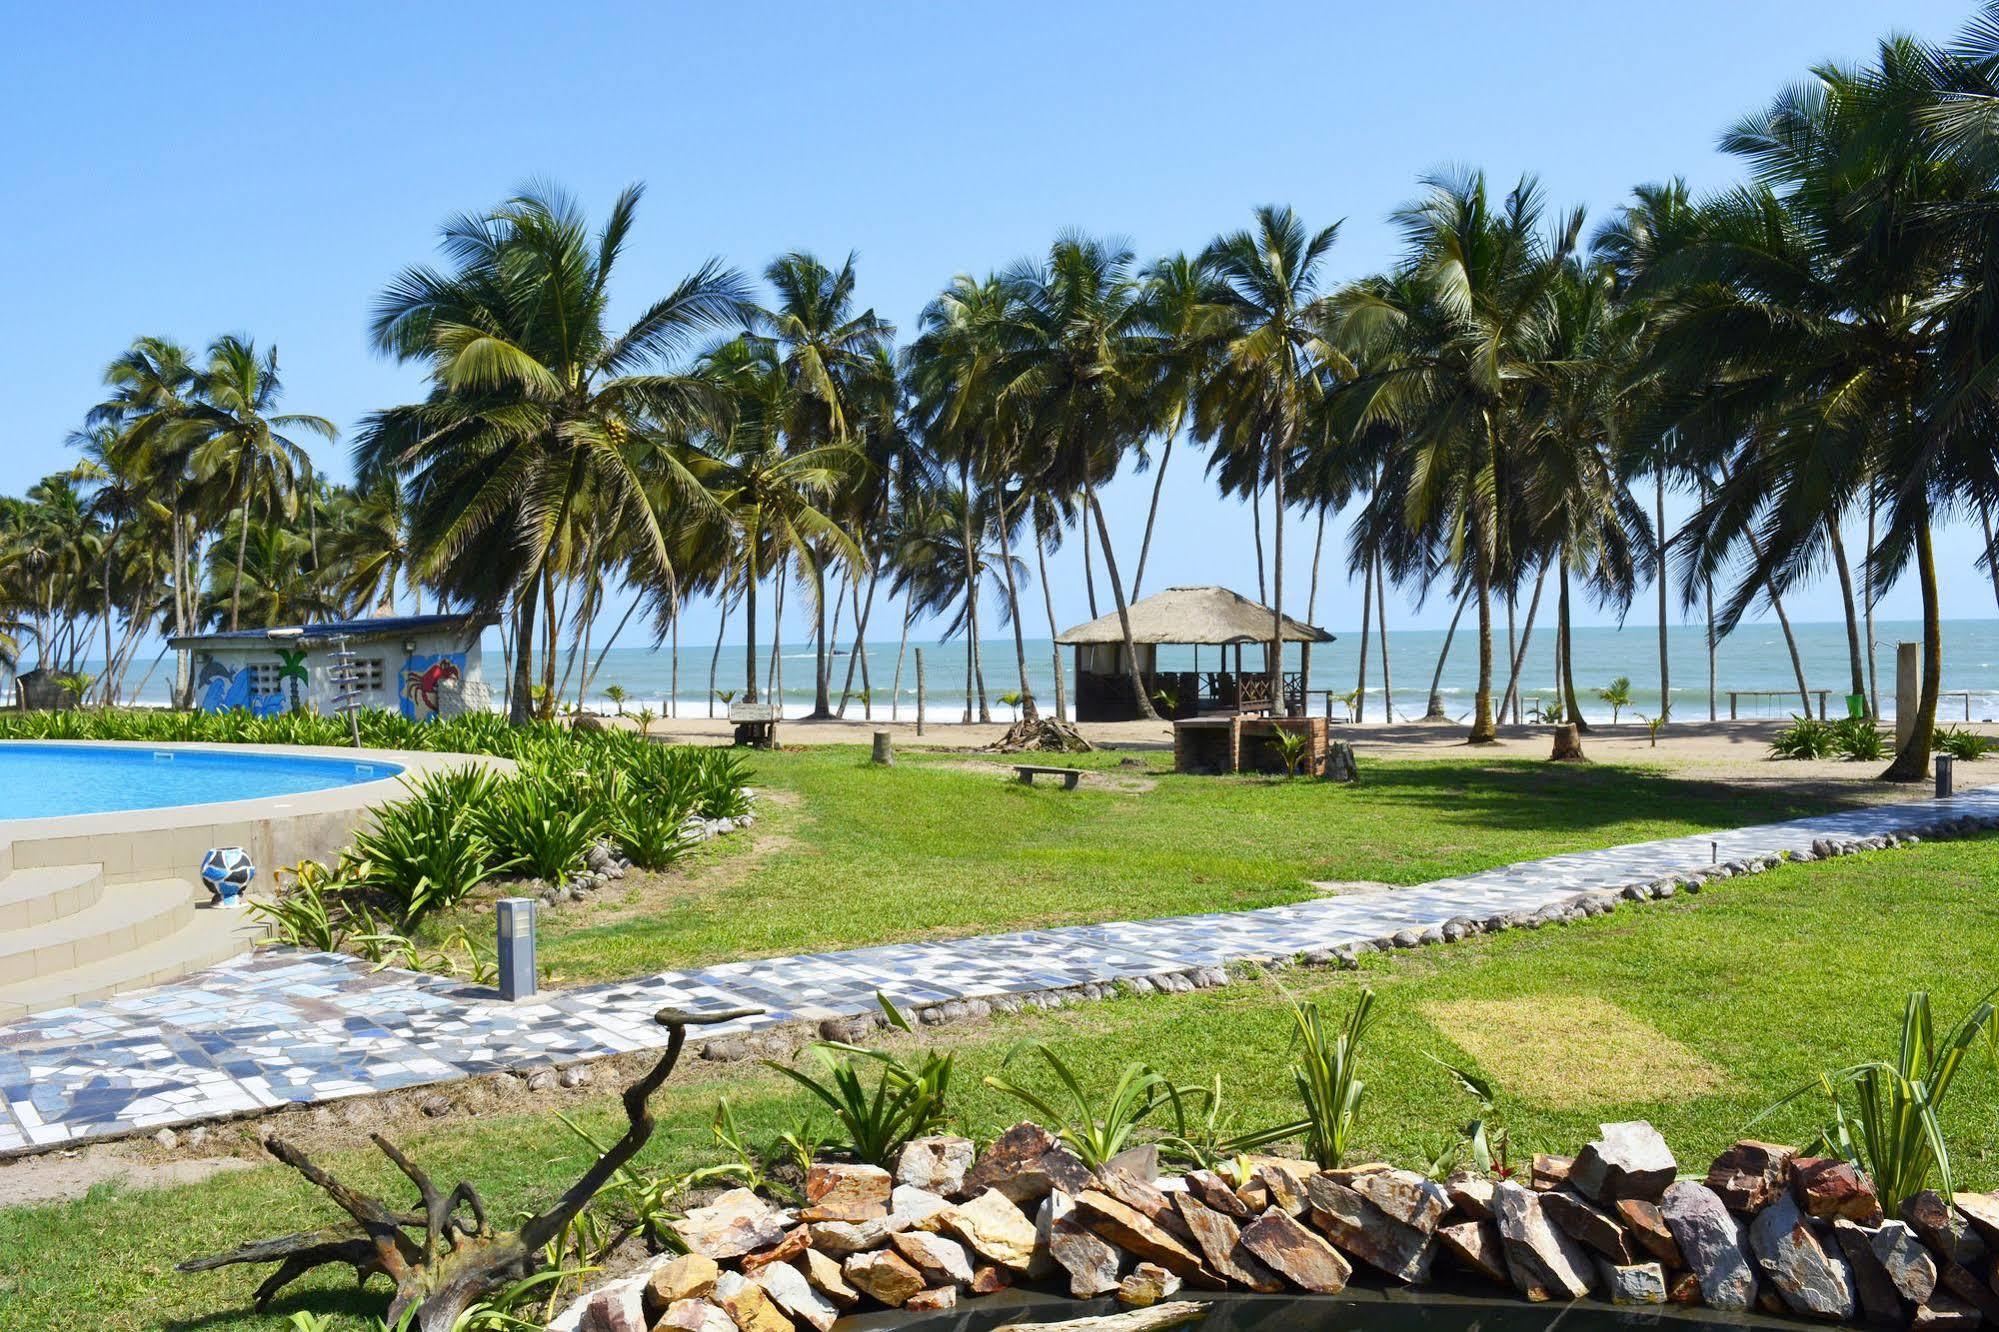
[1894,642,1920,752]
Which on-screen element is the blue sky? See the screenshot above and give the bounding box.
[2,0,1986,643]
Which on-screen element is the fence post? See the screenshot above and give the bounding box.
[1729,692,1738,721]
[915,648,926,737]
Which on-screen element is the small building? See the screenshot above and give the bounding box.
[167,614,496,721]
[1055,586,1335,722]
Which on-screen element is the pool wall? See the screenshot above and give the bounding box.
[0,741,512,885]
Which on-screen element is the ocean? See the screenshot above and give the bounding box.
[70,617,1999,724]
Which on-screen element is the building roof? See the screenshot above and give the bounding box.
[1055,586,1335,646]
[168,613,496,650]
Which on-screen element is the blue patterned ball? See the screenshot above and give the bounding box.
[200,846,256,906]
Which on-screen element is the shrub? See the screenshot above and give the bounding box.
[1266,991,1377,1169]
[1934,726,1996,760]
[349,769,510,927]
[249,860,350,952]
[1832,717,1889,762]
[602,770,689,870]
[695,751,753,820]
[479,768,605,884]
[765,995,953,1166]
[1769,716,1839,760]
[985,1042,1205,1170]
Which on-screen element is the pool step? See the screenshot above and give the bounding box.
[0,864,105,930]
[0,885,263,1022]
[0,878,202,986]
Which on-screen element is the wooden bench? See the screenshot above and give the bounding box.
[1013,764,1081,790]
[727,701,779,749]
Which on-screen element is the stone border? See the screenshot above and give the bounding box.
[0,740,512,884]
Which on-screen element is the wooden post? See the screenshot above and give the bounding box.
[872,729,893,766]
[915,648,926,737]
[1729,691,1738,721]
[1816,690,1828,720]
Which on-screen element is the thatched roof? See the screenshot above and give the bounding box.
[1055,586,1335,646]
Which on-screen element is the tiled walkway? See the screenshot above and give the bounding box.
[4,785,1995,1157]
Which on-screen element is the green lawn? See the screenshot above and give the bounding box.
[10,832,1997,1332]
[521,747,1878,982]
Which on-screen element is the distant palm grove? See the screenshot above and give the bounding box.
[9,12,1999,781]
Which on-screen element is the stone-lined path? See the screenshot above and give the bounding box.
[4,785,1995,1156]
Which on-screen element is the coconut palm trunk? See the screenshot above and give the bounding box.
[1828,517,1867,714]
[1866,492,1880,718]
[1301,508,1326,695]
[1034,522,1068,722]
[809,558,833,718]
[1132,432,1175,600]
[836,569,877,717]
[996,496,1038,720]
[743,543,760,703]
[1085,476,1160,722]
[230,491,253,632]
[1656,459,1670,724]
[1882,511,1942,782]
[508,583,538,724]
[1559,559,1585,732]
[1267,447,1288,714]
[1500,561,1548,722]
[1376,556,1394,723]
[890,597,912,722]
[1425,587,1470,720]
[709,593,731,717]
[1354,550,1373,724]
[1981,499,1999,614]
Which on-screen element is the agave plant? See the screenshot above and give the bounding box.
[765,995,954,1166]
[984,1041,1205,1170]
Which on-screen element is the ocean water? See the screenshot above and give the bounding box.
[67,617,1999,724]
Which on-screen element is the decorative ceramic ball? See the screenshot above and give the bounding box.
[200,846,256,907]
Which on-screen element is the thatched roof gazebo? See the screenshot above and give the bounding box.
[1056,585,1334,721]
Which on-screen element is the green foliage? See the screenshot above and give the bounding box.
[1595,676,1632,724]
[764,995,953,1166]
[1934,726,1996,760]
[479,763,605,884]
[248,860,349,952]
[1769,716,1840,760]
[1266,727,1312,777]
[696,751,753,820]
[984,1040,1204,1170]
[1761,989,1998,1211]
[1427,1055,1513,1180]
[1833,717,1889,762]
[1280,990,1377,1169]
[1640,714,1666,748]
[349,768,511,927]
[603,770,690,870]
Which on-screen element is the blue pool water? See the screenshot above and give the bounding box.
[0,744,400,821]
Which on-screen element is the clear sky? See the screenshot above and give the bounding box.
[2,0,1987,644]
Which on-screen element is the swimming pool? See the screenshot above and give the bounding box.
[0,743,403,821]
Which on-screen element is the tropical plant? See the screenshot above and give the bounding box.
[764,995,953,1166]
[1427,1055,1514,1180]
[1769,716,1840,761]
[1833,717,1890,762]
[1640,713,1667,748]
[1933,727,1997,761]
[984,1041,1204,1171]
[601,684,627,715]
[631,705,657,738]
[1275,990,1377,1169]
[348,770,510,927]
[1759,989,1997,1211]
[1595,676,1633,724]
[1267,727,1312,778]
[480,771,604,884]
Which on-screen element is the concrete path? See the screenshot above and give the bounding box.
[3,784,1994,1157]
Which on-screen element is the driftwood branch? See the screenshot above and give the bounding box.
[994,1301,1209,1332]
[178,1005,763,1332]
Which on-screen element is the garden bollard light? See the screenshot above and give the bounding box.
[1936,753,1954,799]
[497,897,537,1001]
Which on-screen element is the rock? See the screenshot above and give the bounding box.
[644,1254,720,1320]
[891,1184,951,1230]
[1667,1269,1703,1305]
[890,1231,976,1288]
[1660,1179,1759,1311]
[798,1162,892,1222]
[1914,1289,1986,1331]
[579,1282,647,1332]
[904,1287,957,1312]
[1345,1168,1450,1233]
[752,1260,839,1332]
[1541,1190,1635,1263]
[1570,1121,1677,1202]
[1304,1175,1435,1283]
[1597,1259,1668,1305]
[1707,1140,1797,1213]
[800,1248,860,1309]
[715,1272,794,1332]
[1107,1143,1160,1180]
[1437,1220,1511,1285]
[152,1127,179,1150]
[1071,1189,1216,1284]
[1935,1260,1999,1324]
[1173,1192,1285,1292]
[1118,1263,1182,1306]
[1615,1198,1682,1268]
[1792,1156,1883,1224]
[1952,1192,1999,1248]
[680,1189,793,1260]
[526,1069,556,1093]
[939,1188,1039,1272]
[1185,1169,1251,1219]
[655,1298,734,1332]
[1048,1218,1123,1297]
[1832,1219,1915,1325]
[962,1122,1092,1204]
[1749,1189,1856,1320]
[896,1136,975,1196]
[842,1249,926,1307]
[558,1065,592,1088]
[419,1095,453,1118]
[1530,1154,1573,1192]
[1905,1190,1987,1266]
[1094,1163,1177,1222]
[738,1225,809,1274]
[1868,1222,1935,1303]
[1250,1161,1311,1217]
[1444,1171,1496,1221]
[970,1265,1010,1295]
[1238,1207,1353,1293]
[808,1216,897,1256]
[1491,1180,1594,1301]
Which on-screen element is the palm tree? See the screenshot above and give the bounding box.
[181,335,335,632]
[358,183,752,723]
[1201,207,1349,714]
[326,473,413,615]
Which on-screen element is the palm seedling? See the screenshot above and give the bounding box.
[1595,676,1633,724]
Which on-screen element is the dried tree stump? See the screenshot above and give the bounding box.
[1550,723,1587,761]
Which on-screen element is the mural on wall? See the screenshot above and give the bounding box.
[194,651,299,717]
[401,653,463,722]
[277,649,309,711]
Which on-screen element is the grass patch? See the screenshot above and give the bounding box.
[8,832,1998,1330]
[520,747,1873,982]
[1421,995,1731,1107]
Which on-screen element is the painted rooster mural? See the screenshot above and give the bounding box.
[401,655,462,722]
